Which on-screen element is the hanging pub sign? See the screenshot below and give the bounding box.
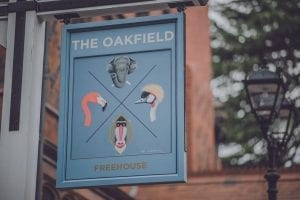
[57,13,186,188]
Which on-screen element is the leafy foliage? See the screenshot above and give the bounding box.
[210,0,300,167]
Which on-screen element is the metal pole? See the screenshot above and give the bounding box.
[264,139,280,200]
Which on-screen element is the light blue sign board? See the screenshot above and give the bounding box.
[57,13,186,188]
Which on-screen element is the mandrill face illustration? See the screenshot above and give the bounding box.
[115,118,127,148]
[107,56,137,88]
[110,115,132,154]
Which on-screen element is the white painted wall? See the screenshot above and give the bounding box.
[0,10,45,200]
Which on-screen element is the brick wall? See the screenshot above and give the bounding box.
[185,6,220,174]
[134,172,300,200]
[45,22,62,109]
[42,6,300,200]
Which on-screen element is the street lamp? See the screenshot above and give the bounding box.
[244,68,285,130]
[244,67,295,200]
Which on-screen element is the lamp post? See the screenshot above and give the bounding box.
[244,67,295,200]
[264,99,295,200]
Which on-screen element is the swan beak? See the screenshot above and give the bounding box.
[135,98,147,104]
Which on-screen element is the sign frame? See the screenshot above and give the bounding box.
[57,12,186,188]
[0,0,208,20]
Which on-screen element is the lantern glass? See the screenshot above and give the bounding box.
[269,99,295,144]
[244,68,285,125]
[248,84,277,109]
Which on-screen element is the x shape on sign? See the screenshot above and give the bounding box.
[85,64,158,143]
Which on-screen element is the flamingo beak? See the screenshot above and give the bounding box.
[97,96,108,111]
[102,102,107,111]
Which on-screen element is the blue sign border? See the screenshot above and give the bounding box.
[57,13,186,188]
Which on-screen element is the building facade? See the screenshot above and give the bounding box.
[29,5,300,200]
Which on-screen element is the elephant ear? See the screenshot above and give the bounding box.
[128,57,137,74]
[107,59,115,73]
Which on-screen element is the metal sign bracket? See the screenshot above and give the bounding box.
[0,0,208,20]
[55,13,80,24]
[168,2,188,12]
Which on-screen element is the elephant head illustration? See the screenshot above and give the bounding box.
[107,56,137,88]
